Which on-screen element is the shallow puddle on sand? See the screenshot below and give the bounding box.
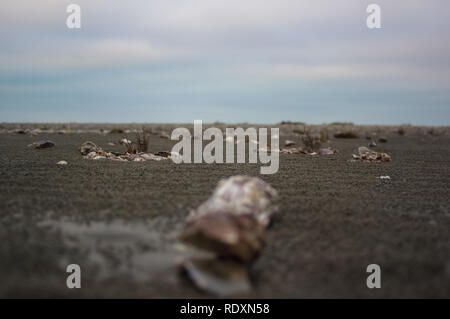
[39,219,181,282]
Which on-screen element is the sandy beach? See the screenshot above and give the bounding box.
[0,123,449,298]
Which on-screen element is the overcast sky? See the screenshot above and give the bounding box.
[0,0,449,124]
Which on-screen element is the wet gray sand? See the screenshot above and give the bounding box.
[0,126,449,298]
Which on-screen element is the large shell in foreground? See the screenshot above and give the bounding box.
[181,176,277,262]
[181,213,265,262]
[180,176,278,295]
[187,176,278,228]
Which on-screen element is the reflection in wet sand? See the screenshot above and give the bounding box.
[39,219,181,282]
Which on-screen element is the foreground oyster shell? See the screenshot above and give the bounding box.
[284,140,296,147]
[358,146,370,155]
[181,213,265,262]
[179,176,278,295]
[319,147,337,155]
[187,175,278,228]
[353,147,391,163]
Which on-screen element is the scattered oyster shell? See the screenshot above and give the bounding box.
[80,141,101,155]
[28,140,55,149]
[86,151,99,159]
[368,141,377,148]
[319,147,336,155]
[93,156,108,160]
[57,160,68,165]
[155,151,171,158]
[353,147,391,163]
[284,140,296,147]
[280,147,307,154]
[138,153,161,161]
[281,146,337,155]
[119,138,132,145]
[358,146,370,155]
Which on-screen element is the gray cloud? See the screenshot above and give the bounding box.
[0,0,449,124]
